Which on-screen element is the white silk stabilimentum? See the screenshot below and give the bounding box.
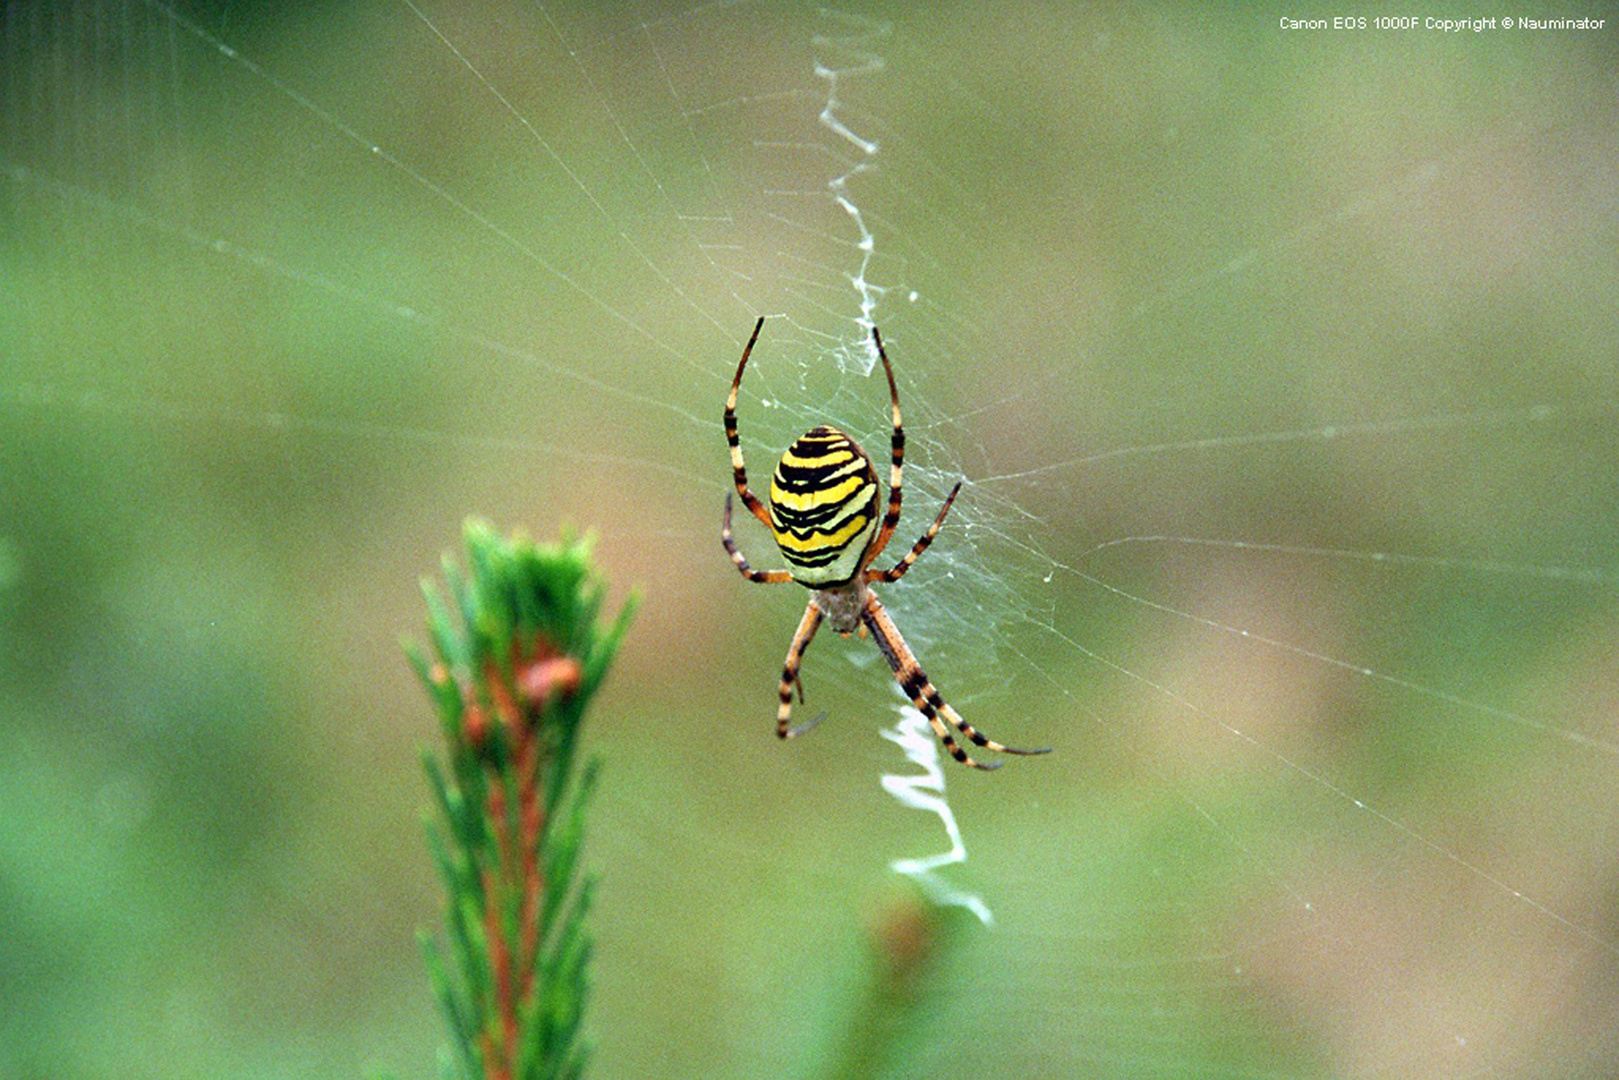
[879,705,995,928]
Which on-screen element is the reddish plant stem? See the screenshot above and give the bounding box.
[517,727,544,996]
[468,646,569,1079]
[478,1031,501,1080]
[485,763,518,1079]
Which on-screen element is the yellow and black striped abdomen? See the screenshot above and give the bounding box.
[768,425,880,587]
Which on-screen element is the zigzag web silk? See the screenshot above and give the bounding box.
[809,24,997,925]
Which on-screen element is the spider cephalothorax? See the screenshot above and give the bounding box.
[721,317,1050,769]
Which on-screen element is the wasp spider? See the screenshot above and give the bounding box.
[722,317,1051,769]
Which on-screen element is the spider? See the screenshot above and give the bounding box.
[721,317,1051,769]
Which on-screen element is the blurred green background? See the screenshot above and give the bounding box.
[3,2,1617,1077]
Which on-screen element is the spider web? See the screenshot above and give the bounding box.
[3,3,1618,1078]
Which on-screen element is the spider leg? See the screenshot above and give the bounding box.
[723,493,793,584]
[868,480,961,584]
[862,326,906,564]
[724,317,775,530]
[861,594,1052,768]
[777,600,826,739]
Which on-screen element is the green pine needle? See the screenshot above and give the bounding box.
[408,520,634,1080]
